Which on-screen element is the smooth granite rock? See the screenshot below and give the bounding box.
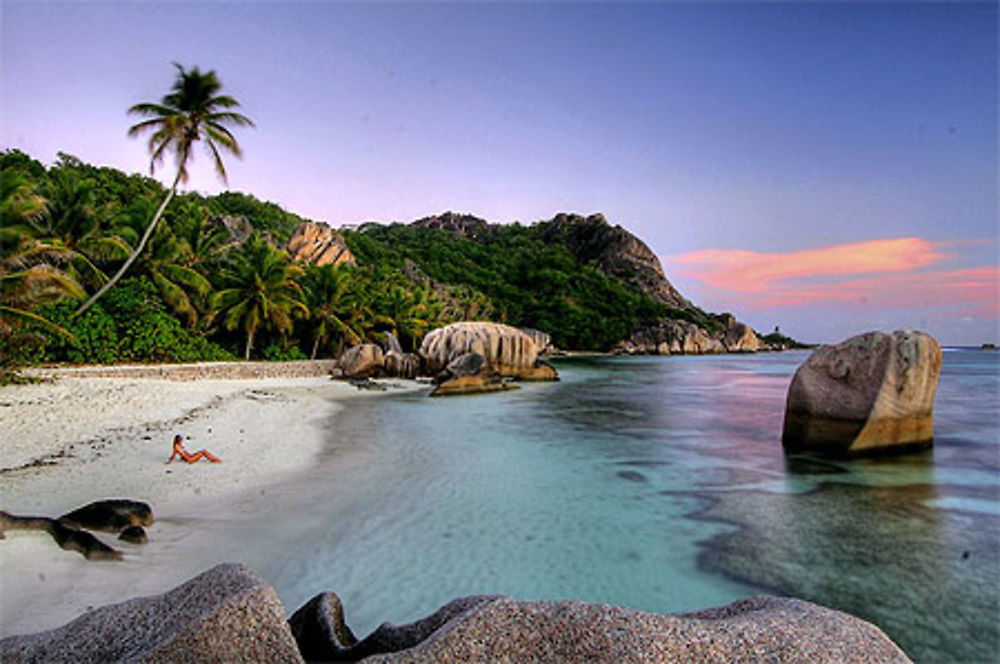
[0,563,303,663]
[339,344,385,378]
[419,322,545,377]
[357,595,911,663]
[285,221,355,267]
[58,499,153,532]
[383,351,420,379]
[118,526,148,545]
[1,509,122,561]
[288,592,358,662]
[783,330,942,456]
[430,352,520,396]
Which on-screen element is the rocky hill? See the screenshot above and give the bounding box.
[208,209,763,354]
[537,213,692,310]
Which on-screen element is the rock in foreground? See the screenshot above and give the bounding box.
[296,592,911,663]
[782,330,942,456]
[0,563,302,663]
[0,564,912,663]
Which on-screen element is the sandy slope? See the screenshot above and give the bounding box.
[0,374,422,638]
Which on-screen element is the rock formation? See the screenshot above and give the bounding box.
[0,565,913,663]
[383,351,421,379]
[715,313,764,352]
[0,564,302,663]
[357,595,911,663]
[1,499,154,561]
[419,322,556,381]
[118,526,148,544]
[430,352,519,396]
[338,344,385,378]
[58,499,153,532]
[411,212,494,239]
[618,319,725,355]
[539,213,692,310]
[285,221,355,266]
[782,330,942,456]
[520,327,554,355]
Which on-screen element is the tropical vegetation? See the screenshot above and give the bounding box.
[1,147,798,371]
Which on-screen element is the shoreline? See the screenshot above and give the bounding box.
[0,370,424,638]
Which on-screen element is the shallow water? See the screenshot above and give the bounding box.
[259,349,999,663]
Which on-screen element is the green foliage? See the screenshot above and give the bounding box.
[760,330,810,349]
[343,224,670,350]
[30,277,234,364]
[4,147,792,364]
[206,192,304,242]
[261,341,308,361]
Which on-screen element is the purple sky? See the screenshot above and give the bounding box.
[2,1,997,344]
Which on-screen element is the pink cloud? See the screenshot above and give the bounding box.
[667,239,998,319]
[670,237,945,293]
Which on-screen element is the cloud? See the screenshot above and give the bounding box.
[667,238,998,319]
[669,237,944,293]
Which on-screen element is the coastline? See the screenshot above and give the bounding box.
[0,368,424,638]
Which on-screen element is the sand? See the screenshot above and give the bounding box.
[0,372,423,638]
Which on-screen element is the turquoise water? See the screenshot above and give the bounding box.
[259,350,998,663]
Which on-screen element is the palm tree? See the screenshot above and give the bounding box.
[302,264,363,359]
[1,176,83,362]
[115,199,213,327]
[76,63,253,315]
[210,235,308,360]
[25,170,131,291]
[377,283,437,351]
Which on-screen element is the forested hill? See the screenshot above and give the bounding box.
[2,149,797,368]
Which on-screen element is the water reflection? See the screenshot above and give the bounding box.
[687,481,999,663]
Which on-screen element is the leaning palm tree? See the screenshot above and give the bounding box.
[210,235,308,360]
[75,63,253,315]
[302,263,363,359]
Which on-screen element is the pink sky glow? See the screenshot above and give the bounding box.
[667,238,998,317]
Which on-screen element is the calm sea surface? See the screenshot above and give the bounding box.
[259,349,999,663]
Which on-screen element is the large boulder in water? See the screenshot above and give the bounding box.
[338,344,384,378]
[0,563,303,663]
[420,322,557,380]
[290,593,911,663]
[782,330,942,456]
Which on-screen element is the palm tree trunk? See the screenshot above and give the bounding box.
[74,156,186,316]
[311,336,320,360]
[245,329,254,361]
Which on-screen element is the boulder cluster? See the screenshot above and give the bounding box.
[0,563,913,663]
[0,499,153,561]
[617,314,765,355]
[337,323,559,396]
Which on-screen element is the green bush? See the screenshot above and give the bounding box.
[35,277,235,364]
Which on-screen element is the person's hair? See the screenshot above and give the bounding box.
[173,434,183,443]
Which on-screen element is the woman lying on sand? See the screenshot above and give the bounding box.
[166,435,222,464]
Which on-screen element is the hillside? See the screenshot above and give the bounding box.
[2,149,784,367]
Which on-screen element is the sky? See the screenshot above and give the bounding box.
[2,1,997,345]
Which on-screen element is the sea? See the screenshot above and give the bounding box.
[256,349,999,663]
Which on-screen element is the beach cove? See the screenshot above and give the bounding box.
[0,363,424,637]
[1,350,998,662]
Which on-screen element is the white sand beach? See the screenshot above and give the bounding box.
[0,369,423,638]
